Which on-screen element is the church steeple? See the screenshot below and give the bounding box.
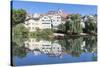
[57,9,63,14]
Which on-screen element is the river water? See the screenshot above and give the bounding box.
[12,36,97,66]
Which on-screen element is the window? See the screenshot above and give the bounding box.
[57,17,61,19]
[42,20,44,21]
[33,23,38,25]
[26,23,30,25]
[57,20,59,22]
[32,23,34,25]
[53,47,55,49]
[42,48,44,49]
[42,23,50,24]
[46,20,50,21]
[28,27,31,29]
[52,20,55,22]
[43,17,47,19]
[32,27,34,29]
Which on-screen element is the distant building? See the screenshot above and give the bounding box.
[48,14,62,29]
[24,13,42,32]
[24,9,68,32]
[24,10,97,32]
[40,15,52,29]
[46,9,67,29]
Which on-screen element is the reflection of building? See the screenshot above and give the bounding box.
[24,9,68,32]
[24,38,63,57]
[50,42,62,57]
[24,37,97,57]
[24,38,43,50]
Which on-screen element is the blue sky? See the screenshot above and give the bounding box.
[11,1,97,16]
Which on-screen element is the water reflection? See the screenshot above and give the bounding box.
[24,38,63,57]
[12,36,97,66]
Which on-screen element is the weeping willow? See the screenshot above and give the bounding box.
[65,14,83,34]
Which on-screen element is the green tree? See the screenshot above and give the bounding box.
[85,36,97,52]
[57,23,66,32]
[12,9,26,26]
[65,14,83,34]
[65,37,83,57]
[43,29,53,35]
[85,16,97,34]
[29,29,53,40]
[12,42,27,58]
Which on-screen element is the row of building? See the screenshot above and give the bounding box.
[24,9,67,32]
[24,9,97,32]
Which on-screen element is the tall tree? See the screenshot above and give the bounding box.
[57,23,66,32]
[12,9,26,26]
[85,16,97,34]
[65,14,83,34]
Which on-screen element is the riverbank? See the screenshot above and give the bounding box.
[53,33,97,37]
[48,33,97,40]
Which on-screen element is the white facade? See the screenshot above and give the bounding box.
[48,14,62,29]
[24,13,42,32]
[24,19,42,32]
[24,14,52,32]
[40,16,52,29]
[24,11,65,32]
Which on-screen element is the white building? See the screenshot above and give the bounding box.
[24,13,52,32]
[24,13,42,32]
[40,15,52,29]
[48,14,62,29]
[47,9,67,29]
[24,10,67,32]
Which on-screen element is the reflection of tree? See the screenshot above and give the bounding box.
[67,37,83,57]
[58,37,83,57]
[57,36,97,57]
[71,37,83,57]
[12,23,29,47]
[12,42,27,58]
[12,24,29,58]
[84,36,97,52]
[92,53,97,61]
[12,36,97,59]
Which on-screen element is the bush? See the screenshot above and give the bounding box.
[12,23,29,46]
[85,16,97,34]
[29,29,53,40]
[12,9,26,26]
